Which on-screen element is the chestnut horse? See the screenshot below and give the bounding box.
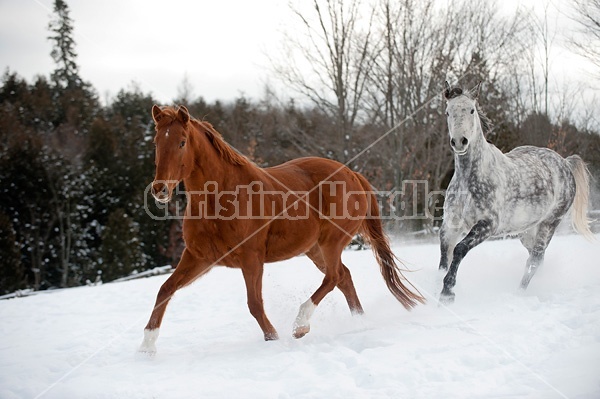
[139,105,424,354]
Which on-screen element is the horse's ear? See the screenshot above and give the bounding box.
[152,105,163,124]
[470,81,482,100]
[177,105,190,125]
[443,81,451,100]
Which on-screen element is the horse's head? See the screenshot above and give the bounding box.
[151,105,195,203]
[443,81,483,156]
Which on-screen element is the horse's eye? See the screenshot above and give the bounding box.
[179,140,186,149]
[470,109,475,114]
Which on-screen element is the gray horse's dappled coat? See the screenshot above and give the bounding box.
[438,82,594,303]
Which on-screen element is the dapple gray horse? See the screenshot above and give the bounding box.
[438,82,594,303]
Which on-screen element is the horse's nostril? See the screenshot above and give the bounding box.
[450,138,456,147]
[152,182,167,198]
[461,137,468,146]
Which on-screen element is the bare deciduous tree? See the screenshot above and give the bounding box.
[362,0,525,229]
[175,72,195,105]
[271,0,377,162]
[570,0,600,75]
[520,1,556,116]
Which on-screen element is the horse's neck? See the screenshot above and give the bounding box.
[184,129,252,193]
[454,136,501,182]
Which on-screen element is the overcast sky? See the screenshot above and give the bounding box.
[1,0,289,104]
[0,0,596,107]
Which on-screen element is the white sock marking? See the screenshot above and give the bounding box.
[139,328,160,354]
[294,299,316,329]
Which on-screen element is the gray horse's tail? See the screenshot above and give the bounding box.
[566,155,595,241]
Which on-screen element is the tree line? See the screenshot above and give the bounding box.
[0,0,599,294]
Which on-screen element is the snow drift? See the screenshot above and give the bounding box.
[0,234,599,399]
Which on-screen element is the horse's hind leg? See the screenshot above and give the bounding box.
[519,220,561,290]
[240,259,279,341]
[306,245,364,315]
[139,249,212,354]
[293,241,347,339]
[338,265,364,314]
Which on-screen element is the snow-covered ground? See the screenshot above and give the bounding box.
[1,234,599,399]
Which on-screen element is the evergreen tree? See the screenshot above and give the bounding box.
[0,138,57,290]
[100,208,145,282]
[47,0,98,140]
[83,85,173,274]
[48,0,80,90]
[0,211,24,294]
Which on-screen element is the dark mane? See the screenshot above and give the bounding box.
[445,86,464,100]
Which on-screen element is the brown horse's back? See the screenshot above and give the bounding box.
[261,157,367,262]
[264,157,363,190]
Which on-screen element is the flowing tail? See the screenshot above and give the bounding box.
[566,155,595,241]
[355,173,426,309]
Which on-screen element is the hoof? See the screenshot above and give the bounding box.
[264,331,279,341]
[292,325,310,339]
[293,299,315,339]
[138,343,157,356]
[519,279,531,290]
[439,292,455,306]
[139,328,159,355]
[350,306,364,316]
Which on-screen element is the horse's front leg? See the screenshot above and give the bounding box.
[139,249,213,355]
[241,259,279,341]
[438,223,461,271]
[440,219,494,304]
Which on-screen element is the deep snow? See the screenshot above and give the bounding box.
[1,234,599,399]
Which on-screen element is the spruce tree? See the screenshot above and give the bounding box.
[0,212,24,294]
[100,209,146,282]
[47,0,98,134]
[48,0,80,89]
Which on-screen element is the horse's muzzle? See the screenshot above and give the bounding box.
[151,181,171,203]
[450,136,469,155]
